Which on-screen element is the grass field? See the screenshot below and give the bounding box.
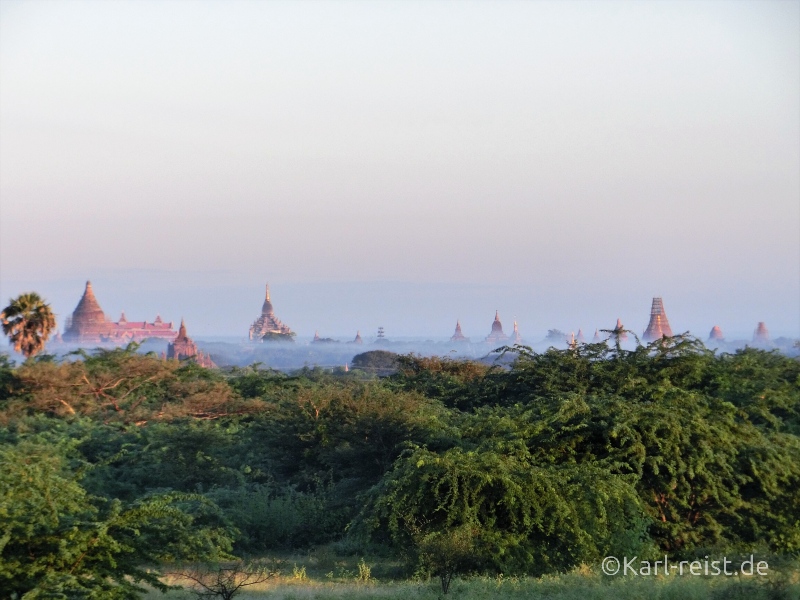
[143,554,800,600]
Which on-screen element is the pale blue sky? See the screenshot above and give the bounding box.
[1,0,798,339]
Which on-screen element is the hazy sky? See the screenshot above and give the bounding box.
[1,0,798,339]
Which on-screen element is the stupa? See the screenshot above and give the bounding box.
[511,320,523,344]
[486,311,509,344]
[708,325,724,342]
[753,322,770,344]
[642,297,673,341]
[62,281,176,344]
[450,320,469,342]
[350,331,363,344]
[576,329,586,343]
[249,284,294,341]
[167,320,215,368]
[592,329,601,343]
[615,318,628,342]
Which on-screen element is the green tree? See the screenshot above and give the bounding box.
[0,293,56,359]
[351,350,400,375]
[0,439,234,599]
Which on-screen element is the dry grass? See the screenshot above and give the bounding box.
[142,556,800,600]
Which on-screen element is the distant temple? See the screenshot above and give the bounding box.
[615,318,628,341]
[709,325,724,342]
[62,281,176,344]
[642,297,673,341]
[167,320,215,368]
[249,284,294,341]
[350,331,363,344]
[576,329,586,343]
[753,322,770,344]
[450,320,469,342]
[511,320,522,344]
[592,329,601,342]
[312,331,337,344]
[486,311,509,344]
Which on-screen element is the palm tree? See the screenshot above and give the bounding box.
[1,293,57,358]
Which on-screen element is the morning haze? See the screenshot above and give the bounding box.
[1,0,798,340]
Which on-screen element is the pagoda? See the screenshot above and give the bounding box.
[167,320,215,368]
[708,325,724,342]
[753,322,770,344]
[576,329,586,343]
[642,297,673,341]
[511,320,522,344]
[63,281,176,344]
[350,331,363,344]
[485,311,509,344]
[249,284,294,341]
[615,318,628,342]
[450,320,469,342]
[592,329,601,342]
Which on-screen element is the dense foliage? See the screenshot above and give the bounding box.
[1,336,798,595]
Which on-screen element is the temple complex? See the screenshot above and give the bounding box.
[642,297,673,341]
[753,322,770,344]
[249,284,294,341]
[62,281,176,344]
[167,320,215,368]
[709,325,724,342]
[486,311,509,344]
[450,320,469,342]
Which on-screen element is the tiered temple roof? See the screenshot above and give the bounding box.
[249,284,293,341]
[450,320,469,342]
[486,311,509,344]
[642,297,673,341]
[63,281,176,344]
[167,320,215,368]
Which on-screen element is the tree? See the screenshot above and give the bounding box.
[416,526,478,595]
[171,561,277,600]
[0,439,234,599]
[1,292,56,358]
[351,350,399,375]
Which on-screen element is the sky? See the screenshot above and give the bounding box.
[1,0,798,340]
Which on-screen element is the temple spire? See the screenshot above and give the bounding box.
[753,322,770,344]
[450,320,468,342]
[642,297,673,341]
[266,284,270,301]
[615,318,628,341]
[177,318,188,340]
[511,320,522,344]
